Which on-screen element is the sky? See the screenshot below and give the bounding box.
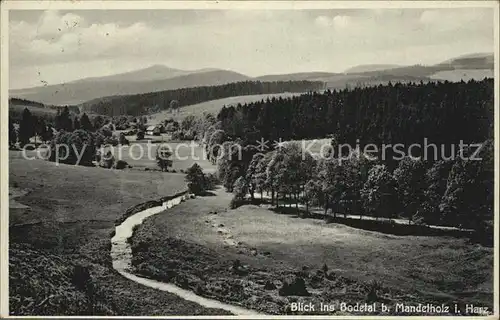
[9,8,495,89]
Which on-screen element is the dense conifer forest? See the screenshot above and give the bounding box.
[195,79,494,241]
[81,80,325,116]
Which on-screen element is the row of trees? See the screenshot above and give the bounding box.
[82,80,324,116]
[10,109,54,147]
[185,80,495,231]
[213,79,493,167]
[223,140,493,230]
[9,107,116,147]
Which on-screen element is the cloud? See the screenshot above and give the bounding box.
[36,10,85,36]
[8,9,494,89]
[10,11,162,65]
[315,15,351,28]
[419,9,489,31]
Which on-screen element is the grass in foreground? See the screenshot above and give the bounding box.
[130,189,493,315]
[9,153,229,315]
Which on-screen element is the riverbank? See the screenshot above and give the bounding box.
[9,154,227,315]
[130,188,494,315]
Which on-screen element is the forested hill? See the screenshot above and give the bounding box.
[80,80,324,117]
[216,79,494,150]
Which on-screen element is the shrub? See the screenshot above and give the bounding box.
[170,130,185,141]
[204,173,220,190]
[99,125,113,137]
[119,133,129,146]
[278,277,310,296]
[322,263,328,273]
[229,197,243,209]
[104,136,119,146]
[113,160,129,170]
[48,129,96,166]
[99,150,115,169]
[264,281,277,290]
[232,177,248,199]
[156,145,173,172]
[185,163,206,195]
[136,130,145,140]
[94,132,105,147]
[365,279,382,302]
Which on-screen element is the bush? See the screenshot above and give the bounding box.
[204,173,220,190]
[119,133,129,146]
[104,136,119,146]
[185,163,206,195]
[48,129,96,166]
[156,145,173,172]
[113,160,129,170]
[99,150,115,169]
[264,281,277,290]
[136,130,145,140]
[278,277,310,296]
[365,280,382,302]
[229,197,244,209]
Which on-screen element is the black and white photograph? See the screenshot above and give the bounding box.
[1,1,498,317]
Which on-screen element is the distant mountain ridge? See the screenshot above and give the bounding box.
[10,69,251,105]
[71,65,221,83]
[344,64,402,74]
[10,52,493,106]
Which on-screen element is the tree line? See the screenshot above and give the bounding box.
[187,79,494,233]
[81,80,324,116]
[222,140,493,233]
[213,79,493,168]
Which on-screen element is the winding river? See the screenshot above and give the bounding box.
[110,193,262,316]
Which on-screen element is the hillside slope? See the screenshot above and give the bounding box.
[148,92,307,123]
[79,80,323,117]
[10,52,493,106]
[10,69,250,106]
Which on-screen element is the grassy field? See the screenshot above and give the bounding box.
[9,104,58,122]
[148,92,306,124]
[100,140,216,173]
[8,153,228,315]
[429,69,493,82]
[131,189,494,315]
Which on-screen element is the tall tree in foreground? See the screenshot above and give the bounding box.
[156,145,173,172]
[266,150,286,208]
[439,140,493,230]
[35,118,47,144]
[55,106,73,132]
[80,113,93,131]
[18,108,35,147]
[185,163,206,195]
[231,176,249,209]
[246,153,264,201]
[361,164,398,221]
[393,157,427,224]
[73,117,81,130]
[9,117,17,148]
[417,160,453,225]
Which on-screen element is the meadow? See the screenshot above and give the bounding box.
[130,189,493,315]
[102,139,216,173]
[9,152,227,315]
[148,92,305,124]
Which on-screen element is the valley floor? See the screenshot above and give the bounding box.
[8,151,494,316]
[8,153,228,315]
[130,189,494,315]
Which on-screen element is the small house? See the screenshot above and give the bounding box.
[146,125,161,136]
